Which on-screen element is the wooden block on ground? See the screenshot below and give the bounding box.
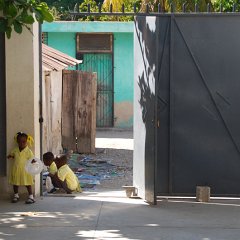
[196,186,210,202]
[122,186,136,198]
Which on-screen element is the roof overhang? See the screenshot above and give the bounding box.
[42,43,82,71]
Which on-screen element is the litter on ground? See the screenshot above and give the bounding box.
[43,149,131,193]
[68,153,125,190]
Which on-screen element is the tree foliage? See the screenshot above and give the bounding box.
[0,0,53,38]
[44,0,81,20]
[140,0,213,12]
[78,0,141,21]
[211,0,240,12]
[37,0,240,22]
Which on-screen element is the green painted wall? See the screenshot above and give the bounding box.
[113,32,133,127]
[48,32,76,70]
[44,22,133,128]
[43,21,133,33]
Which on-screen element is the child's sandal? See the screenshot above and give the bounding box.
[11,197,19,203]
[25,198,35,204]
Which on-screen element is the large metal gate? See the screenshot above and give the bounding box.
[135,15,240,201]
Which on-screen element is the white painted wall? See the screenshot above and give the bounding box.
[0,22,40,198]
[133,20,146,199]
[42,70,63,155]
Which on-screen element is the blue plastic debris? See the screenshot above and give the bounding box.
[67,153,122,190]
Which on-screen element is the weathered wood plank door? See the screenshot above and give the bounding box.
[42,71,63,155]
[62,70,97,153]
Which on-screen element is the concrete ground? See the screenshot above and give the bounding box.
[96,129,133,150]
[1,192,240,240]
[1,130,240,239]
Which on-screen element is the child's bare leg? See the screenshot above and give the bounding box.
[61,181,72,194]
[13,185,18,194]
[12,185,19,203]
[25,185,35,204]
[26,185,33,195]
[51,175,72,194]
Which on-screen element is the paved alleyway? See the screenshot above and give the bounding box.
[1,129,240,239]
[1,192,240,240]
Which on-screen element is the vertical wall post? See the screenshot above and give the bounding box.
[232,4,236,12]
[38,23,43,196]
[182,3,186,12]
[169,15,174,195]
[195,3,199,12]
[207,3,211,12]
[0,33,6,176]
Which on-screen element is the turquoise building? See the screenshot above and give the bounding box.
[42,21,134,128]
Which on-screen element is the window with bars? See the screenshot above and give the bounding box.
[76,33,113,53]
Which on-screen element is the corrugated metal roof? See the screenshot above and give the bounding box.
[42,44,82,71]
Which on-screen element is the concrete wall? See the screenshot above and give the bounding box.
[42,70,63,155]
[42,71,62,154]
[43,21,133,33]
[133,23,145,199]
[0,23,40,198]
[43,21,134,128]
[48,32,76,70]
[114,32,133,128]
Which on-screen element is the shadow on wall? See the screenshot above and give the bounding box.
[134,16,157,202]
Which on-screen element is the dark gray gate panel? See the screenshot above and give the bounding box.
[156,17,171,194]
[0,33,6,176]
[171,16,240,195]
[135,15,240,198]
[134,16,158,204]
[175,16,240,153]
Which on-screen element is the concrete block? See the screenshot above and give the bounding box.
[122,186,136,198]
[196,186,210,202]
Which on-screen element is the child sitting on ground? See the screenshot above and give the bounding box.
[52,154,82,194]
[43,152,57,193]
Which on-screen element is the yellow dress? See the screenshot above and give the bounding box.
[57,164,82,192]
[9,146,34,186]
[49,162,57,175]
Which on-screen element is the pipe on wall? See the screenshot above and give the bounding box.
[0,33,6,176]
[38,23,43,195]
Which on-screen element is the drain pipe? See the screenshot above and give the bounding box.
[38,23,43,196]
[0,33,6,176]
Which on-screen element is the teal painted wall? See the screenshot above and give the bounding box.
[43,21,133,33]
[48,32,76,70]
[44,22,134,128]
[113,32,133,127]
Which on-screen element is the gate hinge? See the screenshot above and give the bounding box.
[39,116,44,123]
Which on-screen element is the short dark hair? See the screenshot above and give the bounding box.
[16,132,28,141]
[55,154,68,165]
[43,152,54,161]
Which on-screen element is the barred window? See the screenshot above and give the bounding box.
[76,33,112,53]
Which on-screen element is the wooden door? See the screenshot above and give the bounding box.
[62,70,97,153]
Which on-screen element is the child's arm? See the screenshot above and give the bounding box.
[51,173,61,182]
[49,173,55,178]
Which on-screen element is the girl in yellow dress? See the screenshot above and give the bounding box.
[8,132,35,204]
